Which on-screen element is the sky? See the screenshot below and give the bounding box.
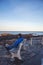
[0,0,43,31]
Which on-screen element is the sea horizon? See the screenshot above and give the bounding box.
[0,31,43,35]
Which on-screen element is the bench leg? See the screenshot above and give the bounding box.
[17,43,23,60]
[10,43,23,60]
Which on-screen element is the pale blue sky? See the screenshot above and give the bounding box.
[0,0,43,31]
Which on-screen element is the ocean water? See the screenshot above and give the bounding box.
[0,31,43,35]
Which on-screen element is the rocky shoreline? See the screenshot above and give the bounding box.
[0,33,43,65]
[0,33,43,45]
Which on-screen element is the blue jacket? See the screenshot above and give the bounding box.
[6,37,24,50]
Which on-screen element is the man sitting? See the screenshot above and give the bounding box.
[5,34,24,61]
